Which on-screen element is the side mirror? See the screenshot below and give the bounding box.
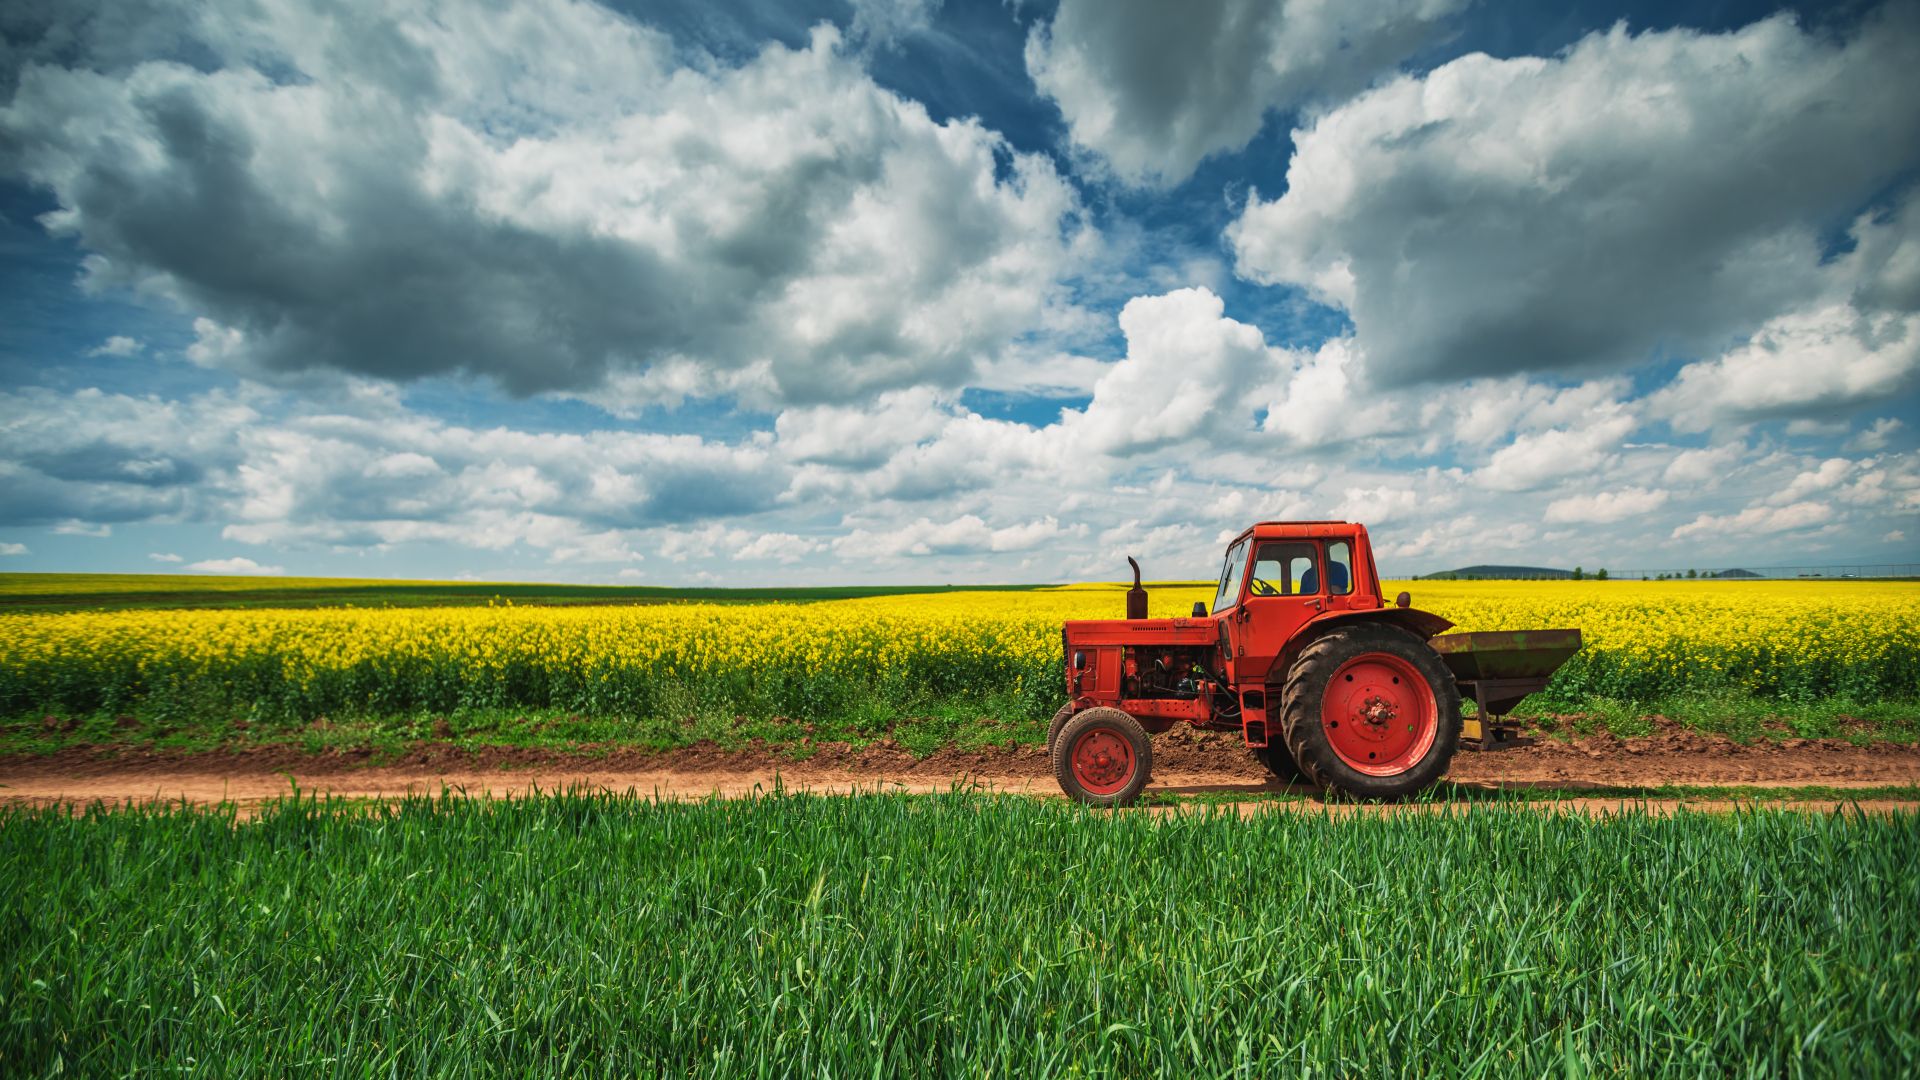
[1072,650,1087,671]
[1191,601,1207,618]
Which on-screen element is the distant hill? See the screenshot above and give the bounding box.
[1417,565,1572,581]
[1712,568,1762,579]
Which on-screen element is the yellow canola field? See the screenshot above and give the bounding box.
[0,580,1916,720]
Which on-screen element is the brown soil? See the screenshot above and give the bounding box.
[2,720,1915,814]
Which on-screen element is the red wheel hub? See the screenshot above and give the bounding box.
[1320,652,1437,776]
[1069,727,1137,795]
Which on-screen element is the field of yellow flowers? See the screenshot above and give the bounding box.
[1,580,1916,730]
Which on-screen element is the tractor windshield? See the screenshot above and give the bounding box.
[1212,538,1249,613]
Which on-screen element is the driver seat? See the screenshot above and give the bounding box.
[1299,562,1350,595]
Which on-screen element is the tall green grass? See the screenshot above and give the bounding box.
[4,793,1915,1076]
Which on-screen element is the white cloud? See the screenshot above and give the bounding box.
[0,542,28,556]
[148,552,183,563]
[1331,484,1424,526]
[87,335,141,357]
[1261,338,1366,448]
[1228,12,1920,388]
[1061,287,1288,455]
[0,387,258,528]
[1543,487,1670,524]
[833,514,1078,558]
[1475,412,1638,492]
[775,389,953,469]
[1651,306,1920,431]
[847,0,941,48]
[51,520,112,537]
[1662,443,1747,487]
[1671,500,1833,541]
[736,532,822,564]
[2,2,1087,405]
[1766,458,1853,507]
[1886,530,1908,543]
[219,418,782,557]
[187,556,285,575]
[1846,418,1904,453]
[1026,0,1466,187]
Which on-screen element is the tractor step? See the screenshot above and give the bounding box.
[1241,717,1267,748]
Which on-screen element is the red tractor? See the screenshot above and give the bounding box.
[1050,521,1581,804]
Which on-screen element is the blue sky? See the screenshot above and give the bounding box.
[0,0,1915,583]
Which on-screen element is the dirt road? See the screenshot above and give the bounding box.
[3,723,1916,814]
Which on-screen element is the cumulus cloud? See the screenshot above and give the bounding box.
[833,514,1078,558]
[1766,459,1854,507]
[0,381,791,565]
[1026,0,1466,187]
[1331,484,1425,526]
[0,542,28,556]
[1228,11,1920,387]
[218,416,784,556]
[148,551,182,562]
[1,0,1085,405]
[87,335,140,357]
[1671,500,1833,541]
[1846,418,1905,453]
[1474,412,1638,492]
[187,556,283,574]
[1662,443,1747,487]
[1062,287,1288,455]
[736,532,823,564]
[0,387,256,527]
[1543,487,1670,524]
[1650,306,1920,431]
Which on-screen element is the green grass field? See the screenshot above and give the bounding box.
[5,689,1918,761]
[3,792,1914,1076]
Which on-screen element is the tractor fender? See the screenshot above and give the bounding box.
[1308,606,1454,641]
[1264,606,1456,688]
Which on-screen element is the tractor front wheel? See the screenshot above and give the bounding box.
[1052,707,1152,806]
[1280,624,1461,800]
[1046,702,1076,753]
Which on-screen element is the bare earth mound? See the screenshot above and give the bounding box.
[2,720,1916,814]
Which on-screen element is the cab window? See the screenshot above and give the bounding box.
[1324,540,1355,595]
[1249,542,1319,596]
[1211,538,1249,613]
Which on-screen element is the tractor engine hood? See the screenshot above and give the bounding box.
[1061,616,1220,646]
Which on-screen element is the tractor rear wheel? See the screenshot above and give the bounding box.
[1052,707,1152,807]
[1046,702,1076,753]
[1280,623,1461,800]
[1253,742,1304,784]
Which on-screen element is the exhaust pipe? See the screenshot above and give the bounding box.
[1126,556,1148,620]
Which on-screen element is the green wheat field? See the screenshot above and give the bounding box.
[4,792,1916,1076]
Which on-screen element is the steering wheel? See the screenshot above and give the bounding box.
[1248,579,1279,597]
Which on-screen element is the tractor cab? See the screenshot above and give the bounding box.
[1211,521,1377,615]
[1206,522,1440,686]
